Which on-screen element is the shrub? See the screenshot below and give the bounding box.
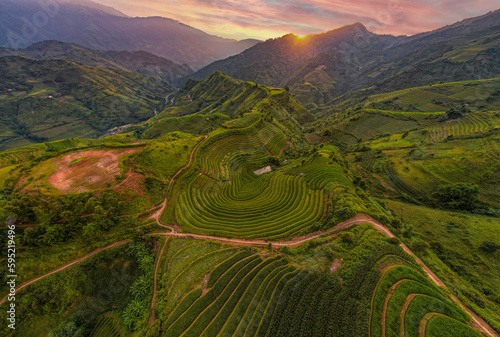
[432,183,481,211]
[387,237,400,245]
[479,241,500,253]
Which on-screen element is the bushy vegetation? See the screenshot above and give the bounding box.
[1,191,130,246]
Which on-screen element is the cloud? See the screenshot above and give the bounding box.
[94,0,499,39]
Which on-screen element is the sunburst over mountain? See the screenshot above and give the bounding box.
[0,1,499,337]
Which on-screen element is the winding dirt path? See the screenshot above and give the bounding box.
[151,135,207,229]
[400,293,422,336]
[418,312,446,337]
[2,214,498,336]
[149,237,169,325]
[0,240,131,306]
[381,279,409,337]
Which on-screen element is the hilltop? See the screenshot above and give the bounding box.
[0,0,260,69]
[192,10,500,108]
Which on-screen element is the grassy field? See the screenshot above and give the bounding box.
[385,199,500,332]
[361,128,500,207]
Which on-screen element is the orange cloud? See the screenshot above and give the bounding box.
[94,0,500,39]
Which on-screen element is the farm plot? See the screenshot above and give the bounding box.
[370,263,481,337]
[0,148,45,168]
[166,120,335,239]
[162,252,345,337]
[427,113,491,142]
[383,163,422,200]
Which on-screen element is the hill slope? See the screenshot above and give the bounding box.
[0,0,260,69]
[0,55,174,150]
[192,10,500,107]
[0,40,193,83]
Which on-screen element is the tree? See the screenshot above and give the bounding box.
[479,241,500,253]
[432,183,481,211]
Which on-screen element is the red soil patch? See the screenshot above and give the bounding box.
[48,148,141,193]
[112,168,146,197]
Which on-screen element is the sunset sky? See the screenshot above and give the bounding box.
[94,0,499,40]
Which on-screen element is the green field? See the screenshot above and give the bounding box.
[161,118,362,239]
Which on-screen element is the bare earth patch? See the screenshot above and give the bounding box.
[330,258,342,273]
[254,166,272,175]
[48,148,141,193]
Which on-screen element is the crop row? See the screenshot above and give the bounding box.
[383,163,421,199]
[0,149,45,168]
[365,109,444,120]
[166,245,427,337]
[164,254,261,335]
[164,248,238,314]
[175,170,324,239]
[370,263,477,337]
[427,113,491,142]
[89,316,121,337]
[367,79,492,104]
[164,255,291,337]
[368,87,422,103]
[482,138,500,161]
[361,151,376,171]
[285,156,352,190]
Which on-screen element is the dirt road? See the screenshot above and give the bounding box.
[2,215,497,336]
[0,240,131,306]
[151,135,207,227]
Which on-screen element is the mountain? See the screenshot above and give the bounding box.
[0,40,193,83]
[0,74,497,337]
[0,0,260,69]
[132,71,316,140]
[0,55,174,150]
[191,10,500,107]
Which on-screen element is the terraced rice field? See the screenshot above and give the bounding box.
[370,262,482,337]
[365,109,444,121]
[369,87,425,103]
[158,239,484,337]
[165,120,348,239]
[0,149,45,168]
[427,113,491,142]
[162,251,341,337]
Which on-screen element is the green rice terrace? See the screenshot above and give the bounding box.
[0,71,499,337]
[161,117,353,239]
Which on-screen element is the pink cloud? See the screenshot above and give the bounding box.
[94,0,499,39]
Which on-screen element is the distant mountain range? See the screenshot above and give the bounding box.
[2,0,497,106]
[0,0,260,69]
[0,40,193,84]
[191,10,500,107]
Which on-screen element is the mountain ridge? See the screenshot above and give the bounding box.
[190,10,500,107]
[0,40,194,83]
[0,0,260,69]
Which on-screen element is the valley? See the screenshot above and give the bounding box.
[0,2,499,337]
